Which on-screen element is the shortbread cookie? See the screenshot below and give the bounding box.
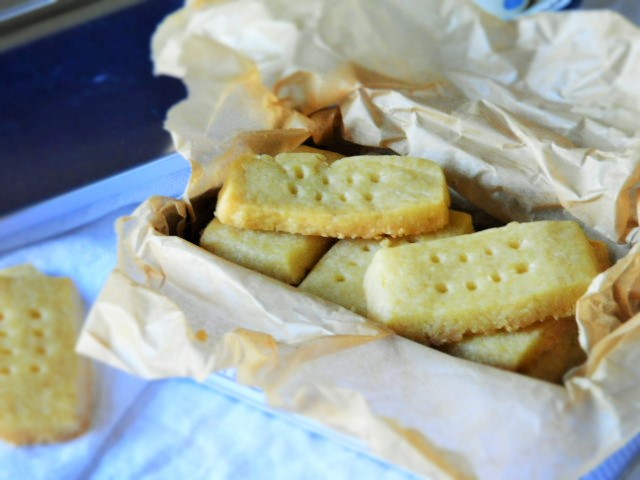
[299,211,473,315]
[215,153,450,238]
[293,145,344,163]
[0,267,92,445]
[200,218,333,285]
[364,221,600,344]
[0,264,42,278]
[440,316,586,383]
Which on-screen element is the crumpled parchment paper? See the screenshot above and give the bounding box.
[78,1,640,478]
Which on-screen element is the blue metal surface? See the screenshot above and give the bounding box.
[0,0,185,216]
[0,152,190,252]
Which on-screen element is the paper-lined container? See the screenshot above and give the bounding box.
[78,1,640,478]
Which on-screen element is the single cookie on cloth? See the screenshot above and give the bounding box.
[0,266,92,445]
[364,221,601,344]
[200,218,333,285]
[298,211,474,316]
[215,153,450,239]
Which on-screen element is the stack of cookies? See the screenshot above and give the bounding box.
[200,149,605,383]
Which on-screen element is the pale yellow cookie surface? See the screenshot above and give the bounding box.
[441,316,585,383]
[200,218,332,285]
[0,268,92,445]
[364,221,600,344]
[299,211,474,316]
[292,145,344,163]
[0,265,42,278]
[299,239,380,316]
[215,153,450,239]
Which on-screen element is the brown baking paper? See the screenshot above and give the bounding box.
[78,1,640,478]
[153,0,640,247]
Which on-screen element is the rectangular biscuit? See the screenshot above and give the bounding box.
[199,218,333,285]
[298,211,474,316]
[292,145,344,163]
[364,221,600,344]
[215,153,450,239]
[440,316,586,383]
[0,267,92,445]
[0,264,42,278]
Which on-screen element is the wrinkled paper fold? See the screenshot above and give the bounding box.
[79,1,640,478]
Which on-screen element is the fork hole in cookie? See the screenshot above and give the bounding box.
[430,254,441,264]
[514,263,529,274]
[293,166,305,179]
[435,283,448,293]
[0,331,6,338]
[484,247,494,256]
[490,272,502,283]
[361,245,371,252]
[369,173,380,183]
[508,239,522,250]
[32,329,45,338]
[28,309,42,320]
[465,281,477,291]
[29,365,41,374]
[321,175,330,185]
[339,193,348,202]
[288,184,299,196]
[458,253,468,263]
[0,367,10,376]
[363,192,373,202]
[35,347,46,355]
[0,312,4,321]
[335,274,346,283]
[346,176,354,185]
[0,348,11,356]
[314,192,323,202]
